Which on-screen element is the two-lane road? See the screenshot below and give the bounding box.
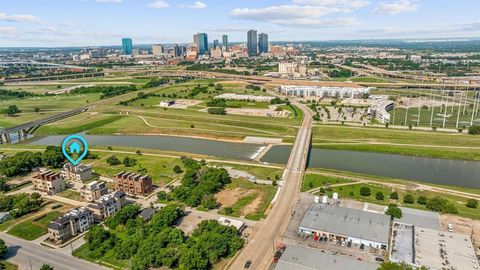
[228,100,313,270]
[0,232,107,270]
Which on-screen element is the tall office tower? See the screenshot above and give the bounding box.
[174,44,182,57]
[258,33,269,54]
[152,44,164,56]
[213,39,219,49]
[122,38,133,55]
[198,33,208,55]
[247,30,258,57]
[222,35,228,51]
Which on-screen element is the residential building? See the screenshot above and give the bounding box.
[61,163,92,182]
[280,85,371,98]
[278,61,307,77]
[32,170,65,195]
[152,44,164,56]
[194,33,208,55]
[114,171,153,196]
[87,191,126,222]
[222,35,228,51]
[275,244,379,270]
[299,204,390,250]
[247,30,258,57]
[80,180,108,202]
[122,37,133,55]
[47,207,94,243]
[258,33,269,53]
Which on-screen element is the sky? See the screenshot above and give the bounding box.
[0,0,479,47]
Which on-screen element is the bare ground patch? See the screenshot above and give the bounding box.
[215,187,255,207]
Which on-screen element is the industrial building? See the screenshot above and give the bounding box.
[275,244,379,270]
[394,207,442,230]
[391,224,478,270]
[299,204,390,250]
[214,93,274,102]
[279,85,371,98]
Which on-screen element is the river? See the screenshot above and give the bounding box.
[29,134,480,189]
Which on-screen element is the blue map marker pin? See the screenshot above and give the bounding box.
[62,134,89,166]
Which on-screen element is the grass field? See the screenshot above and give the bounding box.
[57,189,82,201]
[0,260,18,270]
[301,174,354,192]
[312,125,480,160]
[7,211,62,240]
[73,244,126,270]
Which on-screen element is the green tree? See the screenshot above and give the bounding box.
[417,196,428,205]
[201,194,217,210]
[360,186,371,196]
[468,125,480,135]
[466,199,478,209]
[42,146,65,168]
[403,194,415,204]
[40,264,54,270]
[173,165,183,174]
[106,155,121,165]
[0,239,7,258]
[34,107,40,114]
[122,157,137,167]
[385,204,402,219]
[375,192,385,201]
[390,191,399,200]
[1,105,21,116]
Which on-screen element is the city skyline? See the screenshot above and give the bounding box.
[0,0,479,47]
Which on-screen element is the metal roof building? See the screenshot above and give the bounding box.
[394,207,441,230]
[299,204,391,249]
[275,245,379,270]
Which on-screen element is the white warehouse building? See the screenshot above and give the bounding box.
[299,204,391,250]
[279,85,371,99]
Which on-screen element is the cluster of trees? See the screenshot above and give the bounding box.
[246,84,262,91]
[207,107,226,115]
[171,157,230,210]
[71,85,137,99]
[189,85,209,98]
[400,194,458,214]
[206,99,227,108]
[83,203,243,270]
[118,92,158,106]
[143,78,169,88]
[469,125,480,135]
[0,192,43,218]
[378,262,427,270]
[270,97,287,105]
[0,147,66,178]
[106,155,137,167]
[0,89,36,99]
[1,105,21,116]
[328,68,353,78]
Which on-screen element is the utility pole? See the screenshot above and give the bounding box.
[443,90,449,128]
[430,88,435,127]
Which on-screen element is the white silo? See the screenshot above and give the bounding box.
[332,192,339,204]
[314,196,320,204]
[322,195,328,204]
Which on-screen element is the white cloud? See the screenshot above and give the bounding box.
[0,26,18,34]
[374,0,418,15]
[148,0,170,8]
[95,0,122,2]
[181,1,207,9]
[293,0,370,9]
[0,12,43,23]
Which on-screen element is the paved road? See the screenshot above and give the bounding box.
[0,232,107,270]
[228,100,313,270]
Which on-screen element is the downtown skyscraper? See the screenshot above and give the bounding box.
[194,33,208,55]
[258,33,269,54]
[222,35,228,51]
[122,38,133,55]
[247,30,258,57]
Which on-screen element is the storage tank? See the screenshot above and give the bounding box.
[314,196,320,204]
[322,195,328,204]
[332,192,339,203]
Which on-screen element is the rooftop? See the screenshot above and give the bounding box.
[275,245,379,270]
[299,204,390,244]
[395,207,441,230]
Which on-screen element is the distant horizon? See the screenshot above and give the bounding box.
[1,0,479,47]
[1,36,479,50]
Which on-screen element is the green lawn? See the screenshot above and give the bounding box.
[73,244,127,270]
[312,125,480,160]
[210,162,283,180]
[301,174,354,192]
[57,189,82,201]
[0,260,18,270]
[7,211,62,240]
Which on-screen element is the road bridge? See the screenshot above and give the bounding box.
[0,61,90,70]
[0,107,88,144]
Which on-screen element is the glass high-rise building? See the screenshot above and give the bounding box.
[222,35,228,51]
[122,38,133,55]
[195,33,208,55]
[247,30,258,57]
[258,33,269,54]
[213,39,219,49]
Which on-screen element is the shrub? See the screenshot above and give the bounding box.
[466,199,478,209]
[390,191,399,200]
[106,155,121,165]
[417,196,427,205]
[469,125,480,135]
[375,192,385,201]
[403,194,415,204]
[173,165,183,174]
[360,187,371,196]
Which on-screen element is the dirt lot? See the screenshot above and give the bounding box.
[215,187,255,207]
[241,195,262,216]
[441,214,480,253]
[156,99,202,109]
